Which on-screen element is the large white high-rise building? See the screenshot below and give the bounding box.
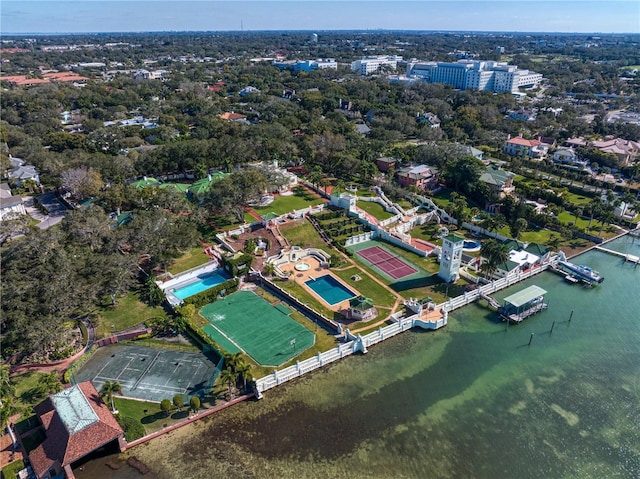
[351,55,403,75]
[406,60,542,93]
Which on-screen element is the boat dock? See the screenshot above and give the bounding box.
[595,246,640,265]
[498,285,549,323]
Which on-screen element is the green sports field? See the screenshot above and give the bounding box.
[200,291,314,366]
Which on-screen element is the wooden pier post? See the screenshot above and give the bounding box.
[569,310,574,322]
[528,333,534,346]
[550,320,555,333]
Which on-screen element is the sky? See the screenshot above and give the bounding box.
[1,1,639,35]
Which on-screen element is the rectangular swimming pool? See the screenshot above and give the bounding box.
[305,274,356,305]
[172,270,231,300]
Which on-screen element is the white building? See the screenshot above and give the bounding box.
[406,60,543,93]
[438,233,465,283]
[351,55,402,75]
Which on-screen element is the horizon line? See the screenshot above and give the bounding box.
[4,29,639,36]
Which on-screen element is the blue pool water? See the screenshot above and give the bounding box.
[305,274,356,305]
[172,270,231,300]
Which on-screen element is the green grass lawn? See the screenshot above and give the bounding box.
[280,219,332,251]
[251,186,325,216]
[2,459,25,479]
[113,397,198,435]
[356,200,396,221]
[516,228,555,245]
[96,292,167,338]
[11,372,52,414]
[167,246,211,275]
[557,211,604,231]
[332,267,397,308]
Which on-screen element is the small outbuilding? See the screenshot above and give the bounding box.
[343,296,377,321]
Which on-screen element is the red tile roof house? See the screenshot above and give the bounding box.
[28,382,125,479]
[396,164,439,192]
[503,134,548,158]
[219,111,248,122]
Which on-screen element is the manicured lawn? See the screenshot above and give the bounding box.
[557,211,604,231]
[113,397,196,435]
[280,219,332,251]
[356,200,396,221]
[167,246,211,275]
[273,279,335,319]
[517,228,555,245]
[332,267,397,308]
[252,186,325,216]
[410,221,443,243]
[11,372,52,413]
[96,292,167,338]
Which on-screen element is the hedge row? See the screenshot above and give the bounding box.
[182,278,239,308]
[63,345,97,383]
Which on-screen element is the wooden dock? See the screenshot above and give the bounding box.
[501,302,548,323]
[595,246,640,264]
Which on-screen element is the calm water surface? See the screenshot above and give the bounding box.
[76,245,640,479]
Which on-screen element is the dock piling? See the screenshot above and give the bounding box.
[528,333,534,346]
[550,320,555,333]
[569,310,574,323]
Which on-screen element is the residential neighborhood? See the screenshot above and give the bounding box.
[1,26,640,479]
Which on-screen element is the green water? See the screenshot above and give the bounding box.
[76,247,640,479]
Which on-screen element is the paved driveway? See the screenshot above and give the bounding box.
[28,192,69,229]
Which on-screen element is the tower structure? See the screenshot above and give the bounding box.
[438,233,465,283]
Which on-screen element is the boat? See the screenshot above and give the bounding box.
[564,274,579,284]
[558,261,604,284]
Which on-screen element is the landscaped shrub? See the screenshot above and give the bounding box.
[117,415,146,441]
[63,345,97,383]
[182,278,239,308]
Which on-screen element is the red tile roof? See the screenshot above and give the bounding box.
[506,136,541,147]
[219,112,247,121]
[29,382,124,478]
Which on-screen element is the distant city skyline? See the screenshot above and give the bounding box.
[2,1,639,35]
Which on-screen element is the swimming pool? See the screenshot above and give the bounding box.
[172,270,231,300]
[305,274,356,305]
[463,240,482,252]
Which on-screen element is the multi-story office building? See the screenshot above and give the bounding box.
[273,58,337,72]
[351,55,403,75]
[406,60,542,93]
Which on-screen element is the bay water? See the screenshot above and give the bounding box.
[76,240,640,478]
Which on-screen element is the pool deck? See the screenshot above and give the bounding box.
[279,256,360,312]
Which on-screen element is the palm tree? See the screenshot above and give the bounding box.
[224,352,244,373]
[480,239,510,280]
[219,367,237,400]
[100,380,123,413]
[236,363,253,392]
[308,166,324,190]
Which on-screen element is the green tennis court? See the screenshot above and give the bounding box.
[200,291,315,366]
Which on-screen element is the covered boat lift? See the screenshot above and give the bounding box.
[498,285,548,323]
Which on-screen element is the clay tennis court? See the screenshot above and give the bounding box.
[356,245,418,279]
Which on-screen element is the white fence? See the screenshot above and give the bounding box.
[255,312,446,394]
[344,231,375,247]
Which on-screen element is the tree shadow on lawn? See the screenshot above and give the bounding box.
[390,275,438,292]
[141,412,165,425]
[170,411,189,420]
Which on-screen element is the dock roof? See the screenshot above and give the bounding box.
[503,285,547,308]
